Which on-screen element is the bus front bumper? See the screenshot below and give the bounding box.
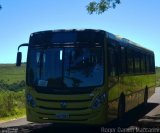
[26,105,108,125]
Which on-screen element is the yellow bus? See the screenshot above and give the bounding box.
[16,29,156,125]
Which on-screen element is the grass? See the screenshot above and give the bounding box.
[0,63,25,84]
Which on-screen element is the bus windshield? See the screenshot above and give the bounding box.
[27,46,104,88]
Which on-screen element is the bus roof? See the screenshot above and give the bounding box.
[31,29,105,34]
[30,29,154,54]
[107,31,153,54]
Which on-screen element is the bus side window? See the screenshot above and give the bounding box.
[108,45,118,76]
[145,54,150,73]
[140,53,146,73]
[151,55,155,73]
[121,46,126,74]
[134,52,141,73]
[149,55,155,73]
[127,48,134,73]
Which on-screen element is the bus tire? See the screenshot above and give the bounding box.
[118,92,125,120]
[144,86,148,106]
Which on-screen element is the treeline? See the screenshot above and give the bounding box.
[0,80,25,92]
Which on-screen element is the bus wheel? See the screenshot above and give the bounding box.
[144,86,148,106]
[118,92,125,120]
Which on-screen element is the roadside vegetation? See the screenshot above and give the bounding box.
[0,64,26,121]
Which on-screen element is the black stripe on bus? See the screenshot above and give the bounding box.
[38,106,89,111]
[36,111,90,116]
[36,98,92,103]
[39,117,88,122]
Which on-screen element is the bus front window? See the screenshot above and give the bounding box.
[28,46,104,89]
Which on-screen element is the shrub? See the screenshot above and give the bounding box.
[0,90,25,118]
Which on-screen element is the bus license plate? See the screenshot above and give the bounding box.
[55,113,69,119]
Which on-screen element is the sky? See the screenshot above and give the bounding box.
[0,0,160,66]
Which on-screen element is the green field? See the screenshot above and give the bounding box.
[0,64,26,121]
[0,64,25,84]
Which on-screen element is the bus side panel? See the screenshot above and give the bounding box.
[107,76,120,121]
[107,73,156,121]
[120,74,156,112]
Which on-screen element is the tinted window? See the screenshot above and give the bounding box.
[140,54,146,73]
[108,40,118,76]
[121,46,126,74]
[146,55,150,73]
[134,52,141,73]
[127,48,134,73]
[27,47,104,88]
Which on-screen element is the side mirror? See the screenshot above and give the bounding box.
[16,52,22,66]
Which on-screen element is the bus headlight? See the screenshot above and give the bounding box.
[91,93,106,109]
[26,94,36,107]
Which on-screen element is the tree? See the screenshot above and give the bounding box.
[0,1,120,13]
[87,0,120,14]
